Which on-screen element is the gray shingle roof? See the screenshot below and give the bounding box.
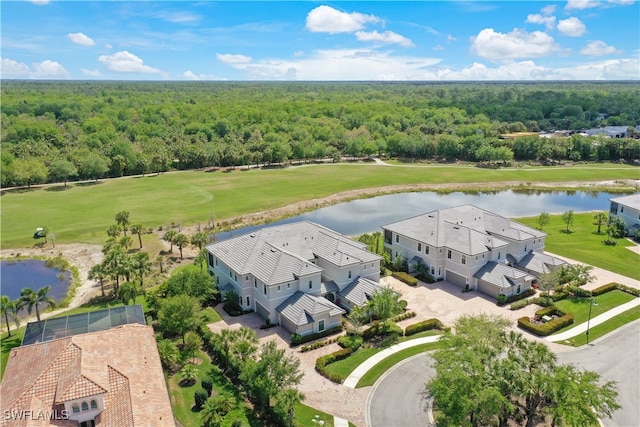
[517,252,567,276]
[610,194,640,210]
[206,221,380,285]
[473,261,533,289]
[382,204,543,256]
[276,291,345,326]
[338,277,383,306]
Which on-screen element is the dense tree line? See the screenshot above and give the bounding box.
[2,81,639,187]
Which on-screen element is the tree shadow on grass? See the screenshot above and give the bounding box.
[44,185,72,192]
[559,229,574,234]
[0,187,37,196]
[76,181,103,187]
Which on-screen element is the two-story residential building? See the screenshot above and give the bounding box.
[382,205,565,298]
[206,221,382,336]
[609,194,640,235]
[1,317,175,427]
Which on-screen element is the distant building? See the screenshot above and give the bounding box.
[382,205,566,299]
[206,221,382,336]
[585,126,640,138]
[1,323,175,427]
[609,194,640,235]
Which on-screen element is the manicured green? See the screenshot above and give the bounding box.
[555,306,640,346]
[355,342,442,388]
[168,351,216,427]
[323,331,441,382]
[517,212,640,280]
[294,402,335,427]
[2,163,637,248]
[551,290,636,335]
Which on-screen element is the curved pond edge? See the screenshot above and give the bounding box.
[0,254,81,311]
[214,181,638,233]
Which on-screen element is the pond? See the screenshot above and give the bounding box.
[215,189,627,240]
[0,259,70,316]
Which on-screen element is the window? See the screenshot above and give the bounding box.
[319,320,325,331]
[245,275,249,281]
[371,263,374,268]
[395,235,399,243]
[348,271,352,279]
[263,285,267,295]
[72,404,80,413]
[461,255,466,265]
[517,285,521,294]
[215,258,218,266]
[254,280,257,288]
[81,402,89,411]
[438,267,441,276]
[363,264,366,270]
[425,246,429,255]
[524,245,527,252]
[620,206,624,213]
[246,296,250,306]
[430,266,435,275]
[447,250,452,259]
[309,280,313,289]
[277,285,281,292]
[498,252,501,260]
[418,243,422,251]
[90,400,97,410]
[287,283,291,289]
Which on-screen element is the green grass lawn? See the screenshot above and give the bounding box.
[323,331,441,382]
[294,402,335,427]
[555,306,640,346]
[552,290,636,335]
[516,212,640,280]
[2,163,637,248]
[355,342,442,388]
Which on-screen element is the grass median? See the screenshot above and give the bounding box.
[554,305,640,346]
[2,163,637,248]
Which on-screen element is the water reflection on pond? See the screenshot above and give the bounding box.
[1,259,70,316]
[216,189,626,240]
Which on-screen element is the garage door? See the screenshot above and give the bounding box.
[477,280,499,298]
[446,270,467,288]
[255,301,269,321]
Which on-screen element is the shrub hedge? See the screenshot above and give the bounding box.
[362,320,403,340]
[290,326,343,346]
[518,306,574,336]
[389,311,417,323]
[315,348,354,383]
[497,288,536,306]
[510,299,531,310]
[591,282,640,297]
[300,337,338,353]
[416,272,436,284]
[337,335,364,351]
[404,318,444,336]
[194,388,208,409]
[392,271,419,286]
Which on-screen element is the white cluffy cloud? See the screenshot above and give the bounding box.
[67,32,95,47]
[181,70,226,81]
[306,5,381,34]
[1,57,69,78]
[216,53,252,64]
[580,40,621,56]
[98,51,160,73]
[557,17,587,37]
[82,68,102,77]
[526,14,556,30]
[565,0,601,10]
[471,28,559,60]
[355,30,414,47]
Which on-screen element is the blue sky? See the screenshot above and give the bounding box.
[1,1,639,80]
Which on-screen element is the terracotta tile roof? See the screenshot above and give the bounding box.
[1,324,175,427]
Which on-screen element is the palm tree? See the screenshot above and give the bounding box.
[275,388,305,427]
[115,210,130,236]
[118,282,138,305]
[194,249,207,270]
[119,235,133,251]
[102,245,129,295]
[173,233,189,259]
[157,339,180,371]
[229,327,258,368]
[132,251,152,287]
[593,212,608,234]
[179,363,198,385]
[1,295,22,336]
[163,230,177,252]
[88,263,107,297]
[20,286,55,322]
[130,223,144,249]
[191,231,209,251]
[200,398,225,427]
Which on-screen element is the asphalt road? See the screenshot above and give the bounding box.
[555,321,640,427]
[366,354,435,427]
[366,321,640,427]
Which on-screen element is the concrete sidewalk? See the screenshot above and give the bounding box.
[547,298,640,342]
[343,336,441,388]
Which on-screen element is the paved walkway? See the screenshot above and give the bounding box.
[343,336,441,388]
[547,298,640,342]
